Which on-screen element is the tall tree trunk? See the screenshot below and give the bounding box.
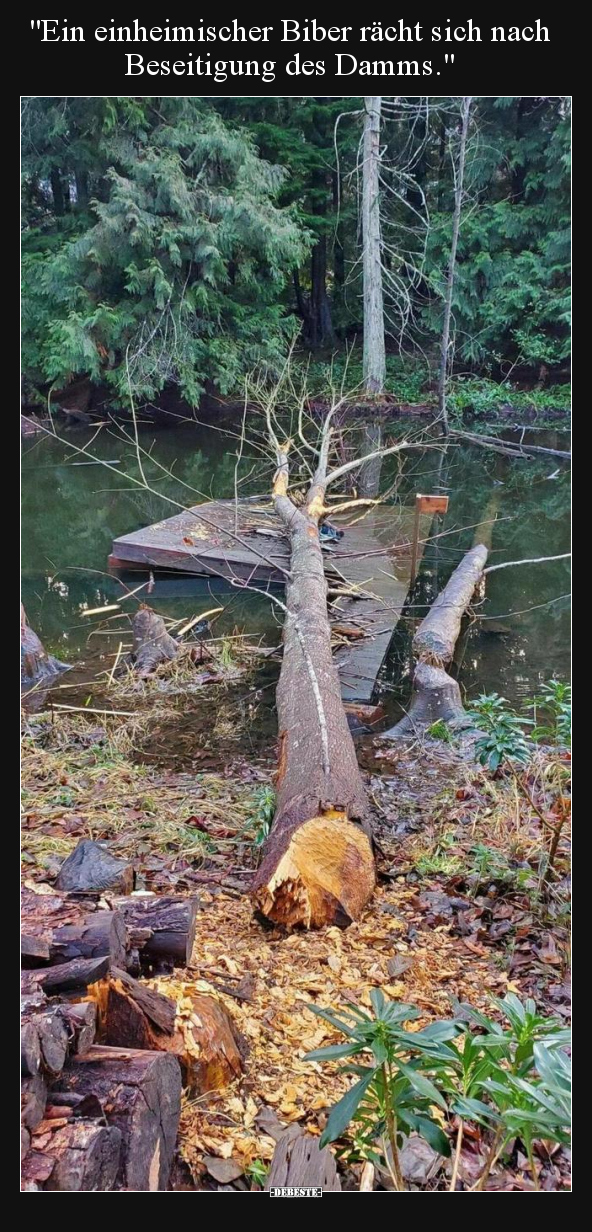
[252,442,375,929]
[332,171,345,298]
[50,168,66,217]
[358,422,383,498]
[310,236,334,349]
[438,96,471,436]
[75,169,89,209]
[362,97,386,396]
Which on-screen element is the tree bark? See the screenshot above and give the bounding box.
[252,443,375,929]
[438,97,471,436]
[358,422,383,498]
[109,893,199,971]
[362,97,386,396]
[53,1045,182,1191]
[310,236,335,349]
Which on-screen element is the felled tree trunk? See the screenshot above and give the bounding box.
[252,440,375,929]
[412,544,488,666]
[383,543,488,738]
[21,604,68,688]
[131,606,178,677]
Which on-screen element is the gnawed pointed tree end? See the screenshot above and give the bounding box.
[253,811,375,929]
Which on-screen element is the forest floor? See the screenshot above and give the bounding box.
[21,677,571,1192]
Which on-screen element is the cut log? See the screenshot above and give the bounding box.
[54,1045,182,1191]
[412,544,488,667]
[21,886,128,968]
[22,1006,69,1077]
[21,1021,42,1077]
[109,894,198,971]
[21,604,68,688]
[95,973,243,1093]
[59,1001,98,1057]
[252,447,375,929]
[38,1120,122,1192]
[21,1073,48,1131]
[22,999,97,1083]
[23,954,110,995]
[265,1129,341,1192]
[55,839,134,895]
[131,606,179,677]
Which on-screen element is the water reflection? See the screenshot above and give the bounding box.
[21,417,570,724]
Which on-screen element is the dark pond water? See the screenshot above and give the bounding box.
[21,417,570,728]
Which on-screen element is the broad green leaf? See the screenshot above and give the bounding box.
[319,1072,376,1148]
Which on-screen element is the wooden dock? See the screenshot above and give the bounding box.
[110,497,429,703]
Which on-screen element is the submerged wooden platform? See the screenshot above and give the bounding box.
[110,497,429,703]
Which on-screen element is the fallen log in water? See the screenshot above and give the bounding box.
[131,606,179,676]
[450,428,571,461]
[412,544,488,667]
[251,434,376,930]
[383,543,488,738]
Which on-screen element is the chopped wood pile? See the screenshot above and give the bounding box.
[21,839,241,1191]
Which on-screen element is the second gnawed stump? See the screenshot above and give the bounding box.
[94,971,244,1094]
[383,543,488,739]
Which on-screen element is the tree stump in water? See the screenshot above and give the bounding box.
[131,606,178,677]
[382,544,488,739]
[54,1045,182,1191]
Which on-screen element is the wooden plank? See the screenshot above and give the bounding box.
[112,499,289,582]
[330,506,429,702]
[111,499,430,701]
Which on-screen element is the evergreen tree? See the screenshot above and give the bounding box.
[22,97,307,406]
